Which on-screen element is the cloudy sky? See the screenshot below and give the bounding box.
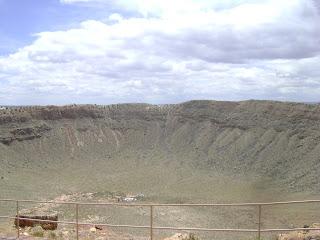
[0,0,319,105]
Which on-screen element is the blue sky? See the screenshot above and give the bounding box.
[0,0,320,105]
[0,0,119,54]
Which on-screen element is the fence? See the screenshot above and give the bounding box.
[1,199,320,240]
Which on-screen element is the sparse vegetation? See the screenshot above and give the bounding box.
[183,233,200,240]
[30,226,44,237]
[46,231,58,239]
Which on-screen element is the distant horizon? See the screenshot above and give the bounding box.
[0,99,319,107]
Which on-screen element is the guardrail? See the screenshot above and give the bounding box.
[1,199,320,239]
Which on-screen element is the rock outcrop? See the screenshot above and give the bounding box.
[0,124,51,145]
[278,223,320,240]
[15,214,58,230]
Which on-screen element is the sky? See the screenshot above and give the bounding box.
[0,0,319,105]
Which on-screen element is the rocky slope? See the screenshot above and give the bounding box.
[1,100,320,199]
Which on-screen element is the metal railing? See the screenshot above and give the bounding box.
[1,199,320,239]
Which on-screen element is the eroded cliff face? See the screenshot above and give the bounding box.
[1,100,320,199]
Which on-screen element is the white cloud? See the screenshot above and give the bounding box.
[0,0,320,104]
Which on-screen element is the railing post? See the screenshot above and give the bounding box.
[258,204,262,240]
[75,203,79,240]
[16,200,20,239]
[150,205,154,240]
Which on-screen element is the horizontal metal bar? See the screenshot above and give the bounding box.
[0,215,150,229]
[154,227,320,233]
[0,199,153,206]
[0,216,75,225]
[2,215,320,233]
[260,227,320,232]
[259,200,320,206]
[0,216,260,232]
[153,226,259,232]
[78,222,150,229]
[0,199,79,205]
[2,199,320,207]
